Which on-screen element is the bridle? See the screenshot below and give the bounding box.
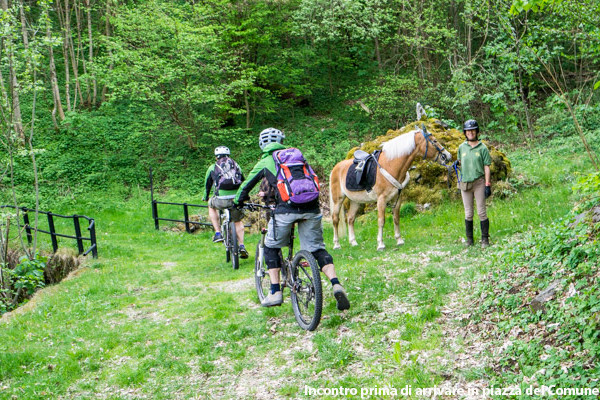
[420,124,448,164]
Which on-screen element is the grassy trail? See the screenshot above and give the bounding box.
[0,145,581,399]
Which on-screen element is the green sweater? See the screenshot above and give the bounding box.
[457,141,491,183]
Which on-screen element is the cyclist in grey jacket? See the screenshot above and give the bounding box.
[234,128,350,310]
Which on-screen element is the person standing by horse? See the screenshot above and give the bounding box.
[203,146,249,259]
[234,128,350,310]
[457,120,492,248]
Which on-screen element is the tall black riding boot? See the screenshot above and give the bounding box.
[481,219,490,248]
[465,219,474,246]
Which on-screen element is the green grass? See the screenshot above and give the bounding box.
[0,134,595,399]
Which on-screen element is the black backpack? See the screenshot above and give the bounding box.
[215,156,243,191]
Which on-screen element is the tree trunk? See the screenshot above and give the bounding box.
[85,0,97,106]
[565,101,599,170]
[0,69,10,124]
[58,0,72,111]
[101,0,113,103]
[64,0,83,109]
[373,36,382,71]
[244,89,250,130]
[1,0,25,142]
[72,0,84,107]
[47,24,66,126]
[19,4,29,48]
[517,70,534,144]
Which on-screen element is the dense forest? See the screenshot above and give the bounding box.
[1,0,599,200]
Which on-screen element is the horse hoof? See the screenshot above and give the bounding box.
[333,244,341,250]
[377,246,385,251]
[350,241,358,247]
[396,239,405,246]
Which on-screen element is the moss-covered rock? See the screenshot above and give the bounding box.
[345,118,512,205]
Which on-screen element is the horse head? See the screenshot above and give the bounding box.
[416,124,452,166]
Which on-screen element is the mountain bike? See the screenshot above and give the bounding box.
[219,208,239,270]
[244,203,323,331]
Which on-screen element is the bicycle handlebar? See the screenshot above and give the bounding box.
[241,202,276,212]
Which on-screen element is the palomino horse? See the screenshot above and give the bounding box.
[329,126,452,250]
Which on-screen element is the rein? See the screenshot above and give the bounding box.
[420,124,448,163]
[419,124,455,187]
[446,161,461,189]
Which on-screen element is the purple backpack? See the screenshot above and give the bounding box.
[273,148,320,204]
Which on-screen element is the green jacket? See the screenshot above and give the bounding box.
[203,160,244,200]
[457,141,491,183]
[234,142,320,214]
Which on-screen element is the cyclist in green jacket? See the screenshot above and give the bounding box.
[234,128,350,310]
[203,146,249,259]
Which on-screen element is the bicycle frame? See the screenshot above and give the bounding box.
[258,224,296,293]
[219,208,239,269]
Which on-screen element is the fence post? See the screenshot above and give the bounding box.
[152,201,159,230]
[183,203,191,233]
[150,167,159,230]
[89,219,98,259]
[47,212,58,253]
[22,209,33,245]
[73,216,85,255]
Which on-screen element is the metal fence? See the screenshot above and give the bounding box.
[0,205,98,258]
[149,168,211,233]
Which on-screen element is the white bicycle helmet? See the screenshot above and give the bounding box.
[258,128,285,150]
[214,146,230,157]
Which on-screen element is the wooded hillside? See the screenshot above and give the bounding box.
[2,0,599,197]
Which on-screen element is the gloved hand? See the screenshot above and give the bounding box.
[485,185,492,198]
[234,201,245,210]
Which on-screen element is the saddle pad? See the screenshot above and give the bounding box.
[345,151,381,192]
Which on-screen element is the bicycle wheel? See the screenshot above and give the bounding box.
[229,221,239,270]
[290,250,322,331]
[254,242,269,301]
[223,223,231,263]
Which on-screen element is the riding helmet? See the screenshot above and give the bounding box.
[463,119,479,134]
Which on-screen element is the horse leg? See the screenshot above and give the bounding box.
[392,194,404,246]
[377,196,387,251]
[331,197,344,250]
[347,201,360,247]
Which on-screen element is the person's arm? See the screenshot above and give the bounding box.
[235,160,266,204]
[482,146,492,186]
[483,146,492,197]
[203,166,214,201]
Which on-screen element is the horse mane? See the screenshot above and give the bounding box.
[381,130,416,160]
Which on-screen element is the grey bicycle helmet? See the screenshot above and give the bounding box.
[258,128,285,150]
[214,146,230,157]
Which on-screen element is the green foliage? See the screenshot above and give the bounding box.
[3,0,599,198]
[11,254,46,296]
[510,0,562,15]
[1,253,47,313]
[400,202,417,218]
[473,195,600,391]
[573,171,600,210]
